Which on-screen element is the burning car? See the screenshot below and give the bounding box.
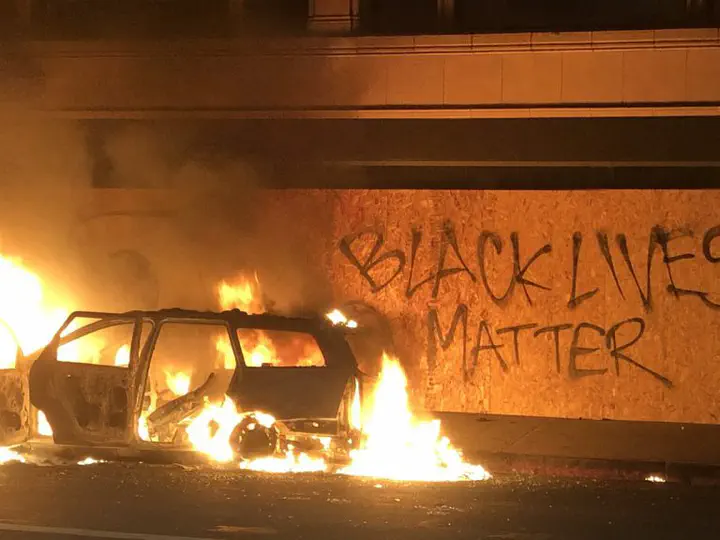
[0,260,489,480]
[2,308,364,467]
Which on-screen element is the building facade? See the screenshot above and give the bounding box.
[1,0,720,423]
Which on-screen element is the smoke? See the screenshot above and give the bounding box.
[0,38,93,308]
[100,122,335,314]
[0,13,370,316]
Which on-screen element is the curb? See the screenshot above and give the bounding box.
[475,451,720,484]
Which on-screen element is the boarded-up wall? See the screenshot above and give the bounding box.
[328,190,720,425]
[78,188,720,424]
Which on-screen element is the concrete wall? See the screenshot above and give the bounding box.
[27,28,720,119]
[78,188,720,425]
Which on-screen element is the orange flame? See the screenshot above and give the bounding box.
[0,447,25,464]
[326,309,358,329]
[165,370,191,397]
[215,275,279,368]
[114,345,130,367]
[37,411,53,437]
[186,396,245,463]
[339,354,490,482]
[0,255,69,369]
[186,396,327,473]
[218,274,263,315]
[188,346,489,481]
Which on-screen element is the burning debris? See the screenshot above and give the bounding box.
[326,309,358,329]
[645,475,667,483]
[77,457,106,466]
[0,261,490,482]
[0,447,25,464]
[37,411,53,437]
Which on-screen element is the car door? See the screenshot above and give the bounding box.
[0,333,30,447]
[229,324,358,422]
[28,312,147,446]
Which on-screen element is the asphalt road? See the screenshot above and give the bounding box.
[0,462,718,540]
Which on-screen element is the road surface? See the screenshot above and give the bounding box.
[0,462,718,539]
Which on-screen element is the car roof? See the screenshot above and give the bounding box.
[65,308,346,333]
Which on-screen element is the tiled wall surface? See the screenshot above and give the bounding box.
[28,28,720,118]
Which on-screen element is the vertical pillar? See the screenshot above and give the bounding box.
[308,0,359,34]
[438,0,454,30]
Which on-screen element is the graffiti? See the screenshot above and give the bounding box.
[426,306,672,388]
[340,223,720,312]
[339,222,720,388]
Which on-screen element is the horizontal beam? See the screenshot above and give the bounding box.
[13,28,720,119]
[38,104,720,120]
[329,160,720,168]
[170,117,720,165]
[27,28,720,57]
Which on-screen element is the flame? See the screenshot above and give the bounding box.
[217,276,327,369]
[78,457,105,465]
[138,376,159,442]
[138,413,151,442]
[114,345,130,367]
[165,370,191,397]
[326,309,358,329]
[57,324,120,366]
[350,378,362,431]
[37,411,53,437]
[218,275,263,315]
[186,351,487,482]
[207,281,489,482]
[0,253,488,483]
[0,447,25,464]
[187,396,328,473]
[186,396,245,463]
[239,452,327,474]
[645,474,667,483]
[216,275,276,368]
[215,336,235,370]
[0,255,70,369]
[215,275,327,369]
[339,354,490,482]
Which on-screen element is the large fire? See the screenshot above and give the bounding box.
[216,275,268,368]
[0,255,69,369]
[0,255,73,442]
[185,350,489,481]
[185,277,490,481]
[216,276,324,368]
[186,396,245,463]
[338,354,490,481]
[0,258,490,483]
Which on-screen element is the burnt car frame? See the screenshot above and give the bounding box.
[0,309,365,462]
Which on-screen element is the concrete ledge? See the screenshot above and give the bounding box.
[24,28,720,119]
[27,27,720,58]
[436,412,720,483]
[476,452,720,485]
[435,412,720,467]
[36,104,720,120]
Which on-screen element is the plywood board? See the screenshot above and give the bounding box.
[325,190,720,424]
